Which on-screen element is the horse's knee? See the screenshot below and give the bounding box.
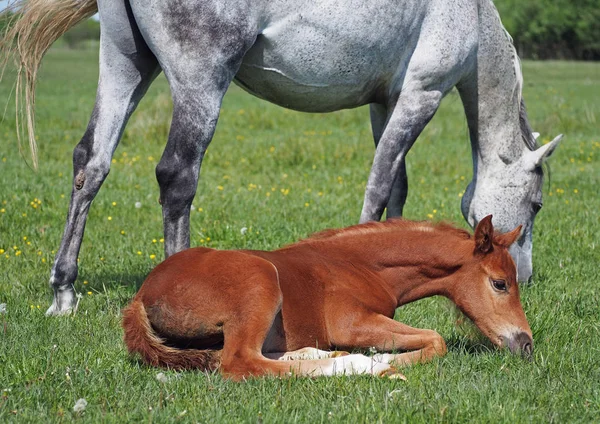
[155,160,198,211]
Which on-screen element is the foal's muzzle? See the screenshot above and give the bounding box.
[505,332,534,358]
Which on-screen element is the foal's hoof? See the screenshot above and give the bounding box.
[387,372,407,381]
[378,367,407,380]
[331,351,350,358]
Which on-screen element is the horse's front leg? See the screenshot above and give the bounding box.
[360,90,443,223]
[369,103,408,218]
[330,313,447,366]
[47,3,159,315]
[155,48,255,257]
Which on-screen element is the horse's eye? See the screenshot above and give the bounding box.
[532,202,543,213]
[492,279,507,292]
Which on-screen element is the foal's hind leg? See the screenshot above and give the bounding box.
[47,1,159,315]
[369,103,408,218]
[264,347,349,361]
[215,262,397,380]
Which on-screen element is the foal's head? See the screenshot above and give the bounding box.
[453,215,533,357]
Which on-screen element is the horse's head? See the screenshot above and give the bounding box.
[454,215,533,357]
[461,134,563,282]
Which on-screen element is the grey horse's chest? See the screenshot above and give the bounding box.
[234,5,425,112]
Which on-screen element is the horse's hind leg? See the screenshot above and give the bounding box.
[140,4,257,256]
[47,1,159,315]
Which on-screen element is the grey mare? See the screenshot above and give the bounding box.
[3,0,562,315]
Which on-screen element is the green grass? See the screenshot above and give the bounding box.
[0,48,599,422]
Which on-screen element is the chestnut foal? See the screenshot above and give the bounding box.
[123,215,532,380]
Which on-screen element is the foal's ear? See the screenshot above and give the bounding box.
[474,215,494,254]
[494,225,523,248]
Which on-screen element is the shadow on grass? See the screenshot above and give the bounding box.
[444,336,496,356]
[77,269,148,305]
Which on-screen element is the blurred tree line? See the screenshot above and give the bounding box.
[495,0,599,59]
[61,18,100,49]
[1,3,599,59]
[0,13,99,49]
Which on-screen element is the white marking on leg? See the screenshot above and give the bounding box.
[317,354,391,376]
[270,347,344,361]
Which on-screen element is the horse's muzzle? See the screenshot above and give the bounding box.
[505,332,534,358]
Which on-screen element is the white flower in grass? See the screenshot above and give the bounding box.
[135,202,142,209]
[0,303,6,314]
[73,398,87,412]
[156,372,168,383]
[240,227,248,235]
[387,389,402,398]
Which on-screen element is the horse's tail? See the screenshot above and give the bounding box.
[122,300,222,371]
[0,0,98,169]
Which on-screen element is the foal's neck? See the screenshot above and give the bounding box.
[348,229,469,306]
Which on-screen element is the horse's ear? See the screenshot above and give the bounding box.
[474,215,494,254]
[524,134,563,170]
[494,225,523,248]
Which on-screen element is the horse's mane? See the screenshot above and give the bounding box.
[519,99,541,152]
[285,219,472,249]
[491,0,541,156]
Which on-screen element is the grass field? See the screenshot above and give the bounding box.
[0,47,599,422]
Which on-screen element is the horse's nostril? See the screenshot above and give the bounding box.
[508,332,533,359]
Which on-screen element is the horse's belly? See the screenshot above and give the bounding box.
[234,57,377,112]
[233,11,405,112]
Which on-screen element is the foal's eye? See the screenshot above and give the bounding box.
[532,202,543,213]
[491,279,507,292]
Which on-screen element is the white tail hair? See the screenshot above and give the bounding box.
[0,0,98,169]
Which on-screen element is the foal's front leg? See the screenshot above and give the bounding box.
[331,314,447,366]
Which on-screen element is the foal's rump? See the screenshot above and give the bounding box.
[122,300,222,370]
[122,248,283,370]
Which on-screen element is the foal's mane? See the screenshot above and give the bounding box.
[287,219,471,248]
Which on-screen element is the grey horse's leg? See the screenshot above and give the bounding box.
[47,2,159,315]
[152,26,256,257]
[369,103,408,218]
[155,91,220,256]
[360,90,442,223]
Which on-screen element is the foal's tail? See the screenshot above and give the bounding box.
[0,0,98,169]
[122,300,222,371]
